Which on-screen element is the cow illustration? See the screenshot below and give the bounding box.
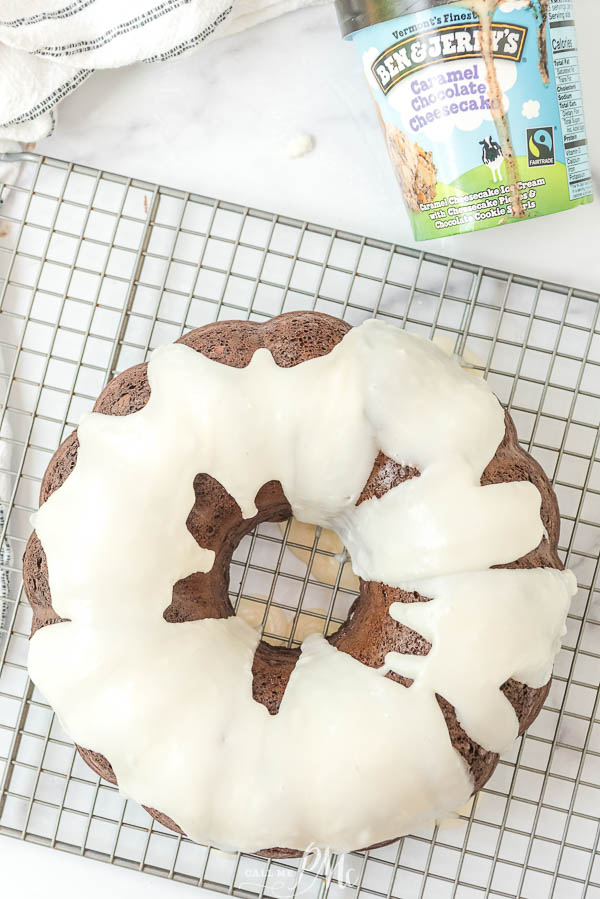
[480,136,504,183]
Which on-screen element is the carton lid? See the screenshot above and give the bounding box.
[335,0,451,38]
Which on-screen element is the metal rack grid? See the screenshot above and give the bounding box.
[0,151,598,899]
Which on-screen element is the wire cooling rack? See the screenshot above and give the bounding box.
[0,152,598,899]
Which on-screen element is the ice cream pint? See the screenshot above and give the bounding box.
[336,0,593,240]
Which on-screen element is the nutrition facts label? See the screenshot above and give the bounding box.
[550,1,593,201]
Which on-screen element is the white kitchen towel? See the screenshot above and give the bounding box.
[0,0,325,144]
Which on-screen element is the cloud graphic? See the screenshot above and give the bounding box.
[362,47,382,95]
[499,0,529,10]
[522,100,541,120]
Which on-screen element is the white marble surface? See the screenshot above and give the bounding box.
[36,0,600,293]
[0,837,204,899]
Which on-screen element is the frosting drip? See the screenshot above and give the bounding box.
[28,320,575,852]
[386,568,573,753]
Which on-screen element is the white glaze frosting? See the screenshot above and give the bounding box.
[28,319,575,853]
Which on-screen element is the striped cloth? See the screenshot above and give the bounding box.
[0,0,324,146]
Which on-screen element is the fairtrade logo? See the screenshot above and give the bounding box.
[527,127,555,167]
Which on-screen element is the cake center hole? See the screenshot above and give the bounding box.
[230,517,359,647]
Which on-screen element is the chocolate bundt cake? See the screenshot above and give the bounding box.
[23,311,575,856]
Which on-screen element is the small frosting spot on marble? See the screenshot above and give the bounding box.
[285,133,315,158]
